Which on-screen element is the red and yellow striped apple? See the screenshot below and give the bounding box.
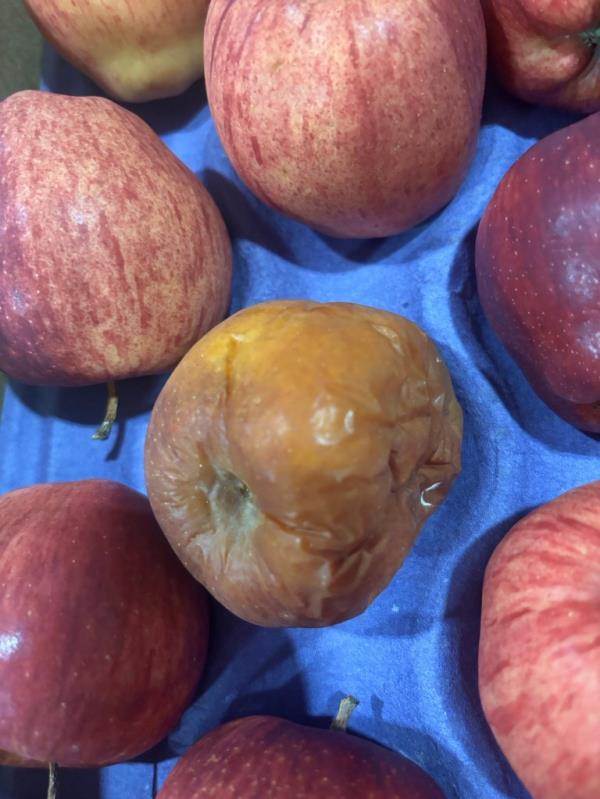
[0,481,209,766]
[479,481,600,799]
[0,91,231,389]
[205,0,487,238]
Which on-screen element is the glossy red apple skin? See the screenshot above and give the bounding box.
[157,715,446,798]
[204,0,486,239]
[475,112,600,432]
[0,90,232,387]
[479,480,600,799]
[0,480,209,767]
[483,0,600,112]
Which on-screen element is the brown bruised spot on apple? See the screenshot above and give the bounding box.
[0,480,209,767]
[204,0,487,239]
[23,0,211,103]
[157,696,447,798]
[0,90,232,392]
[145,300,463,628]
[475,111,600,432]
[482,0,600,112]
[479,480,600,799]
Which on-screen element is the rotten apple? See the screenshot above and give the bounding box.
[0,480,209,766]
[204,0,487,238]
[479,480,600,799]
[157,697,446,798]
[145,300,463,627]
[475,111,600,432]
[483,0,600,112]
[24,0,210,102]
[0,90,231,389]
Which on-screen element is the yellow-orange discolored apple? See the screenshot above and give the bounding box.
[23,0,210,102]
[145,300,463,627]
[0,90,231,387]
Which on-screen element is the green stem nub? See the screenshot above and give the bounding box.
[92,381,119,441]
[580,27,600,47]
[330,696,360,732]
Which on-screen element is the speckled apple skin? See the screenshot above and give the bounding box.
[479,480,600,799]
[0,91,232,387]
[0,481,210,767]
[483,0,600,113]
[157,715,446,798]
[204,0,486,239]
[475,112,600,432]
[24,0,210,102]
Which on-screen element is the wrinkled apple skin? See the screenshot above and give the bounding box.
[0,481,209,767]
[204,0,486,239]
[483,0,600,112]
[24,0,210,103]
[0,91,231,387]
[145,300,463,627]
[157,715,446,798]
[475,112,600,432]
[479,480,600,799]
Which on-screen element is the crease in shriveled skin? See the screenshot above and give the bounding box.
[145,301,463,627]
[483,0,600,111]
[23,0,210,102]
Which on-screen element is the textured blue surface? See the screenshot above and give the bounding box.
[0,46,597,799]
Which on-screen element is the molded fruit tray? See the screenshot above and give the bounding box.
[0,49,596,799]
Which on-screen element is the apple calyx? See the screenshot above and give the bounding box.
[330,696,360,733]
[209,470,261,535]
[580,27,600,47]
[92,381,119,441]
[47,762,57,799]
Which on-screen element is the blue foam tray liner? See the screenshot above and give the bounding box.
[0,46,597,799]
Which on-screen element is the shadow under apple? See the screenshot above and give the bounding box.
[442,510,533,799]
[481,75,581,140]
[9,373,166,459]
[0,765,100,799]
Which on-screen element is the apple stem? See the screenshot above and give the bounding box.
[47,762,57,799]
[92,381,119,441]
[580,27,600,46]
[330,695,359,732]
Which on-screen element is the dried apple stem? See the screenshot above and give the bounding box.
[330,695,359,732]
[92,381,119,441]
[47,762,57,799]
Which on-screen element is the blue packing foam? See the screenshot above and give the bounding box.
[0,45,596,799]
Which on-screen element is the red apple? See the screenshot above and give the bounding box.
[23,0,210,102]
[475,112,600,432]
[157,698,446,798]
[0,480,209,767]
[479,480,600,799]
[204,0,486,239]
[483,0,600,112]
[0,90,231,387]
[145,300,463,627]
